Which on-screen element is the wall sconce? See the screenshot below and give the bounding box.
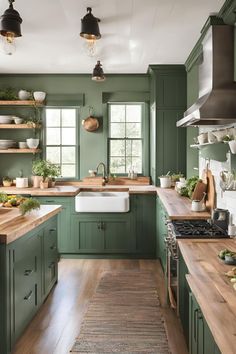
[80,7,101,57]
[0,0,22,55]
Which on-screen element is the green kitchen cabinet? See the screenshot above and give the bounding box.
[0,216,58,354]
[43,218,58,298]
[178,251,190,344]
[149,65,187,185]
[189,292,221,354]
[133,195,156,256]
[71,214,134,254]
[156,197,168,272]
[37,197,74,253]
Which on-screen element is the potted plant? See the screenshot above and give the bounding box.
[48,162,60,187]
[2,176,12,187]
[32,159,50,189]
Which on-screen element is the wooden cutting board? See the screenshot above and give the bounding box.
[202,167,216,212]
[191,181,207,201]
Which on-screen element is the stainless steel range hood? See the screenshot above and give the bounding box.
[177,25,236,127]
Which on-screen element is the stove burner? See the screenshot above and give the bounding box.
[171,220,228,239]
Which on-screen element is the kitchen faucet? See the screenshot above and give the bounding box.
[96,162,108,185]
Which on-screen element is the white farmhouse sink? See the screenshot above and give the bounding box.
[75,191,130,213]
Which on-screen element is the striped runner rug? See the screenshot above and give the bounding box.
[70,270,171,353]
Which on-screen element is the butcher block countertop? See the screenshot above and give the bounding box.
[156,187,211,219]
[0,205,61,244]
[0,185,157,196]
[178,239,236,354]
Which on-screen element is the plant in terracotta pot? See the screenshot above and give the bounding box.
[2,176,13,187]
[48,162,60,187]
[32,159,50,189]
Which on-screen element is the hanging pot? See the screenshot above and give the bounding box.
[82,116,99,132]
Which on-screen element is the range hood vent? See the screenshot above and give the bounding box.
[177,25,236,127]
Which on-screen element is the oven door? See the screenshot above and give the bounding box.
[167,246,178,310]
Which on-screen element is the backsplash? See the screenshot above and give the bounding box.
[199,125,236,224]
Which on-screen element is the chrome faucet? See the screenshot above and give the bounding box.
[96,162,108,184]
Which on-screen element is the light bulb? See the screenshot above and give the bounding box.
[83,39,96,57]
[1,32,16,55]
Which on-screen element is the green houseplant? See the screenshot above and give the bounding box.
[48,162,61,187]
[32,159,50,189]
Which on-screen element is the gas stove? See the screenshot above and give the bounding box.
[170,220,228,239]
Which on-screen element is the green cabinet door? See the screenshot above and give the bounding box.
[156,198,167,272]
[133,195,156,256]
[12,229,42,343]
[43,217,58,298]
[104,218,134,253]
[189,292,221,354]
[37,197,73,253]
[178,252,189,344]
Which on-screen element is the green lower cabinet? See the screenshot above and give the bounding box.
[71,215,134,254]
[189,293,221,354]
[156,197,168,272]
[37,197,73,253]
[178,252,190,344]
[0,216,58,354]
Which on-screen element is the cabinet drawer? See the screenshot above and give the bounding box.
[14,283,38,341]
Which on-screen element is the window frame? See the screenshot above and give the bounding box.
[43,106,80,181]
[107,102,148,176]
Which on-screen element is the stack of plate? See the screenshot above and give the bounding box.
[0,139,15,149]
[0,116,13,124]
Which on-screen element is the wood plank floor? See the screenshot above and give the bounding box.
[12,259,188,354]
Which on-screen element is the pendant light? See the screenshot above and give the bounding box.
[80,7,101,57]
[92,61,105,82]
[0,0,22,55]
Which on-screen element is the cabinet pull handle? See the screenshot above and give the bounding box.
[24,290,33,301]
[49,228,56,232]
[24,269,33,276]
[101,222,105,230]
[97,223,101,230]
[49,262,55,269]
[46,200,55,203]
[193,308,198,342]
[198,310,203,320]
[50,244,57,250]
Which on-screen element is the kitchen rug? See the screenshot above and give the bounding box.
[70,270,171,353]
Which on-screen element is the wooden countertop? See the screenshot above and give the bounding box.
[178,239,236,354]
[0,205,61,244]
[0,185,157,196]
[156,187,211,220]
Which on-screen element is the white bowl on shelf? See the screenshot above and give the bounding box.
[33,91,46,102]
[26,138,39,149]
[18,90,31,100]
[18,142,28,149]
[13,117,24,124]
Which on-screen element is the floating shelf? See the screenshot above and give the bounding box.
[0,149,41,154]
[0,124,41,129]
[0,100,44,106]
[190,142,224,149]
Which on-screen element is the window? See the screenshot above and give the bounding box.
[45,108,78,178]
[108,103,143,174]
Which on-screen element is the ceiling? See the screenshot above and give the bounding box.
[0,0,225,74]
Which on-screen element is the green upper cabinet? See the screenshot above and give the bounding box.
[149,65,187,185]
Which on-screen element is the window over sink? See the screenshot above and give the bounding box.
[44,108,78,178]
[108,103,144,174]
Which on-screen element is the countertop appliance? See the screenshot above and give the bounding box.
[165,218,229,312]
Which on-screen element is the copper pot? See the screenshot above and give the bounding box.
[82,116,99,132]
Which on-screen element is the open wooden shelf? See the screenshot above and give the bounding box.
[0,124,41,129]
[0,148,41,154]
[0,100,44,106]
[190,142,224,149]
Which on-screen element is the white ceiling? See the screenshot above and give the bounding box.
[0,0,225,74]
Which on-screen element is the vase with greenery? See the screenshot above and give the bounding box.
[32,159,50,189]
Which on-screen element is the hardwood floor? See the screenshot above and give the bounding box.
[12,259,188,354]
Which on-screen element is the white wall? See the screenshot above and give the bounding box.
[199,125,236,224]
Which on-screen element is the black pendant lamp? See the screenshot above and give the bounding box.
[80,7,101,40]
[92,61,105,82]
[0,0,22,38]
